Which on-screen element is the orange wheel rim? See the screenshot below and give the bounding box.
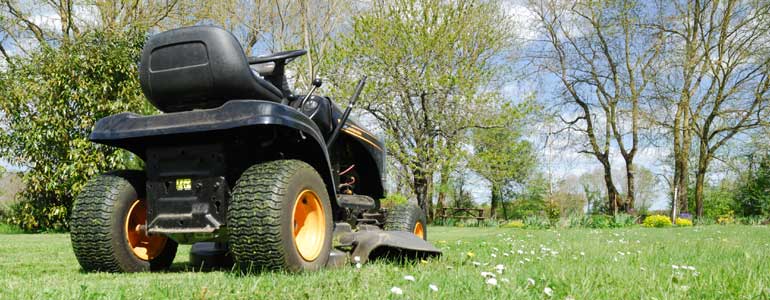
[125,199,167,261]
[292,189,326,262]
[413,222,425,239]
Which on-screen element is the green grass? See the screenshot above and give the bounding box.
[1,226,770,299]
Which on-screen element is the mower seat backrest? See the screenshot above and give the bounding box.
[139,26,283,113]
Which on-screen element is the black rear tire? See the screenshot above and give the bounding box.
[70,171,177,273]
[384,203,428,240]
[228,160,333,273]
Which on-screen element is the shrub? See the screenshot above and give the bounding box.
[6,201,68,232]
[483,219,500,227]
[612,213,638,228]
[702,185,736,219]
[736,216,765,225]
[675,218,693,227]
[694,217,716,226]
[524,215,551,229]
[565,213,590,228]
[717,210,735,225]
[589,215,612,229]
[0,222,24,234]
[501,220,525,229]
[642,215,672,228]
[455,218,486,227]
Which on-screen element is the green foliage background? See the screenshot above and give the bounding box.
[734,156,770,217]
[0,30,153,231]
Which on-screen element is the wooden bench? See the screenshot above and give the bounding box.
[436,207,486,224]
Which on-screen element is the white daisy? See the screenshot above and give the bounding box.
[495,264,505,274]
[481,271,496,278]
[486,278,498,286]
[390,287,403,295]
[527,278,536,286]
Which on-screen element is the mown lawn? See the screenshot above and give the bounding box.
[1,225,769,299]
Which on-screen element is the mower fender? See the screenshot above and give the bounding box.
[90,100,326,146]
[89,100,337,203]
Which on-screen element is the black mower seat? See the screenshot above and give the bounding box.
[139,26,283,113]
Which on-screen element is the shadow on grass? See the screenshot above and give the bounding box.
[75,261,235,275]
[74,251,429,276]
[168,261,235,273]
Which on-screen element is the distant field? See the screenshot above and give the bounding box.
[1,226,769,299]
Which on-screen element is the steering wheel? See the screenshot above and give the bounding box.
[248,49,307,65]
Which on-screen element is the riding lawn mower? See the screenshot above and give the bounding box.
[69,26,440,273]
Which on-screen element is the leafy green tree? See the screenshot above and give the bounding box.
[701,181,737,219]
[506,173,550,219]
[469,107,536,219]
[0,30,153,230]
[328,0,515,215]
[735,156,770,218]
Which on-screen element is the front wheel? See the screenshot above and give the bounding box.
[384,203,428,240]
[228,160,333,272]
[70,171,177,272]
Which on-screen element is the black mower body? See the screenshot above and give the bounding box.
[89,26,386,243]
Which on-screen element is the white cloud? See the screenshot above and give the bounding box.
[502,0,539,41]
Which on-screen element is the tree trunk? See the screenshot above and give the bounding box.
[490,183,500,219]
[436,165,450,213]
[694,146,710,218]
[625,162,635,213]
[679,122,692,213]
[673,105,691,215]
[426,178,433,221]
[694,169,706,218]
[414,172,428,212]
[413,169,433,221]
[500,186,509,220]
[600,158,620,215]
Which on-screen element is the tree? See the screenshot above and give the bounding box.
[735,155,770,217]
[550,175,589,217]
[197,0,356,90]
[449,172,474,209]
[0,30,152,230]
[469,106,537,219]
[506,173,550,219]
[529,0,664,214]
[0,0,198,58]
[328,0,516,216]
[653,0,770,218]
